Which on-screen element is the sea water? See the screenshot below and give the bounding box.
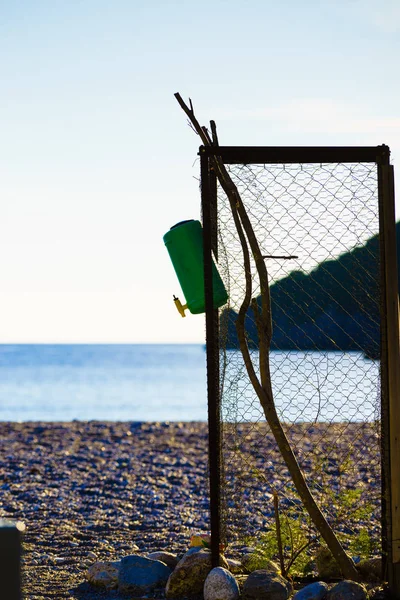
[0,345,207,422]
[0,345,380,422]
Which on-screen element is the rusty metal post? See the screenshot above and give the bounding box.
[201,148,221,568]
[378,152,400,598]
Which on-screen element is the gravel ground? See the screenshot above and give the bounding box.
[0,421,381,599]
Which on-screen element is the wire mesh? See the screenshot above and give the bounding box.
[216,161,381,571]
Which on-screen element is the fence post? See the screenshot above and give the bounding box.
[0,520,24,600]
[379,160,400,598]
[201,148,221,568]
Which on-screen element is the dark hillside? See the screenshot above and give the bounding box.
[222,222,400,358]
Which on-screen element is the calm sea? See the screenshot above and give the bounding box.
[0,345,379,422]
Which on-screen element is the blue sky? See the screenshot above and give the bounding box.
[1,0,399,343]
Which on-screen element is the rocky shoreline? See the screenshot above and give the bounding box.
[0,421,383,599]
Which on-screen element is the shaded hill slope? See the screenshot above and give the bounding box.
[221,223,400,357]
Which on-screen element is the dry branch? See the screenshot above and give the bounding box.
[273,491,286,578]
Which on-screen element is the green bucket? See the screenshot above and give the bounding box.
[163,219,228,315]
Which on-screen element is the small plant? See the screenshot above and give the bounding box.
[244,491,318,579]
[347,527,375,558]
[246,521,316,578]
[312,448,381,557]
[243,483,379,579]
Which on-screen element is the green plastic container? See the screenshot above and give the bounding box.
[163,219,228,314]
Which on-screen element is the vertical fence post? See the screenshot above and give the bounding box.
[379,154,400,598]
[0,520,24,600]
[200,147,221,568]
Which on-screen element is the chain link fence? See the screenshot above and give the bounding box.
[214,160,382,573]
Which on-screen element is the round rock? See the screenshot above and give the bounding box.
[166,549,229,599]
[326,581,368,600]
[357,557,382,582]
[293,581,329,600]
[242,569,292,600]
[147,551,178,571]
[204,567,240,600]
[118,554,171,596]
[87,560,120,589]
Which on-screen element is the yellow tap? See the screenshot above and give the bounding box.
[173,295,188,318]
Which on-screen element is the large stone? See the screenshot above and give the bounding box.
[316,548,342,579]
[326,580,367,600]
[183,546,205,558]
[118,554,171,596]
[357,557,382,582]
[147,551,179,571]
[204,567,240,600]
[293,581,329,600]
[242,569,292,600]
[165,549,229,599]
[87,560,120,589]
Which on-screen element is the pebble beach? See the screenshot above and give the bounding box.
[0,420,382,599]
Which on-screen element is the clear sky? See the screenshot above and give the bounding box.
[1,0,399,343]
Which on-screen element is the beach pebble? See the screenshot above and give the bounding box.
[0,421,382,598]
[204,567,240,600]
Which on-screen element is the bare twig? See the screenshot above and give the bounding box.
[210,120,219,146]
[174,93,212,146]
[262,255,298,260]
[273,491,286,578]
[286,538,318,573]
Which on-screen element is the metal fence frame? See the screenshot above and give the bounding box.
[200,145,400,597]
